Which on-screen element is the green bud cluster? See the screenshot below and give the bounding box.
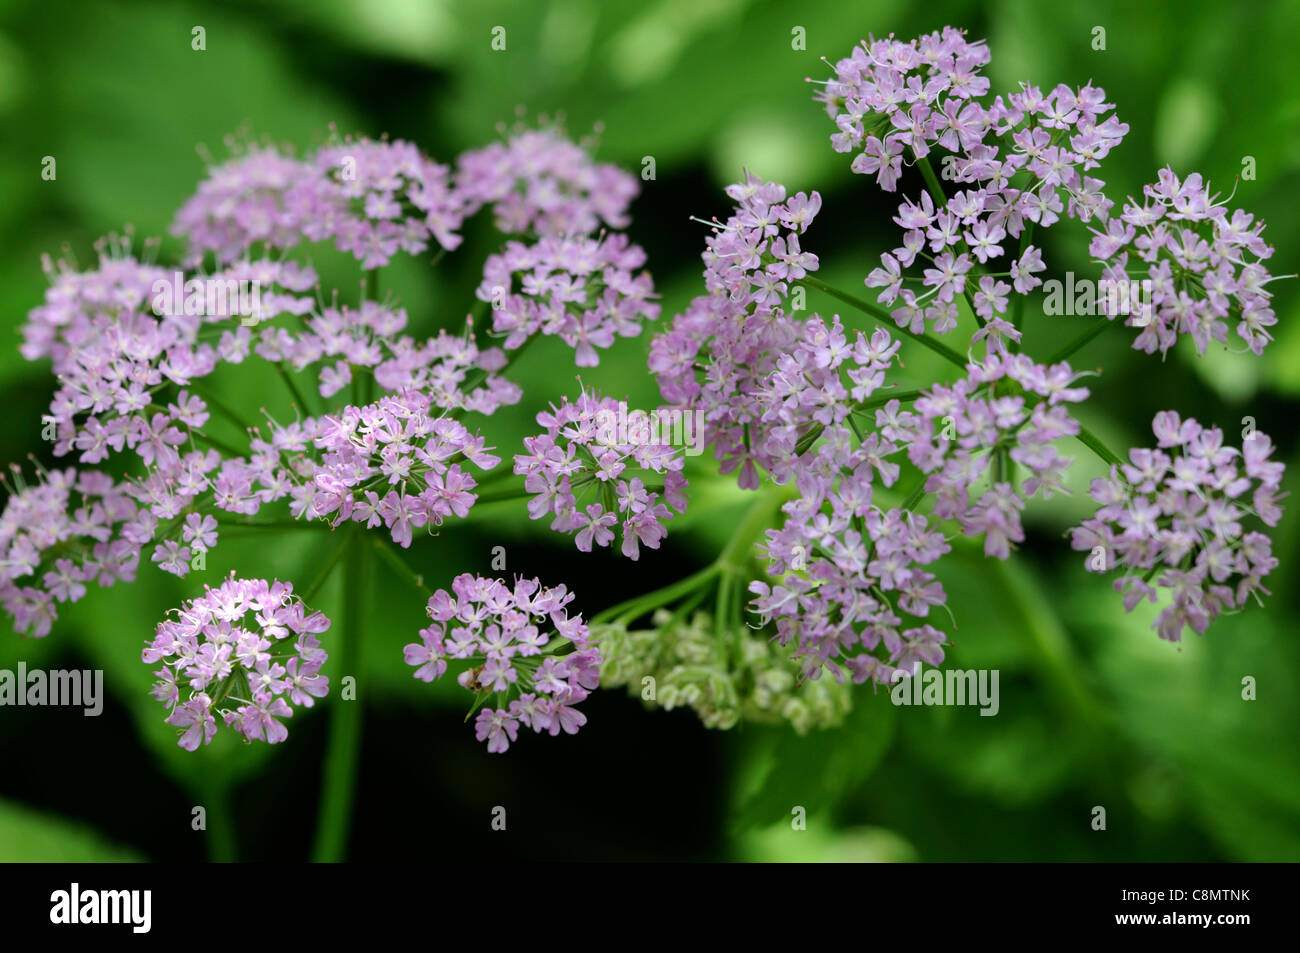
[597,609,852,733]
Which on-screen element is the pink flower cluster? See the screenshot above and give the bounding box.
[254,299,520,411]
[312,138,464,266]
[455,125,638,236]
[7,123,647,636]
[746,325,954,686]
[170,145,320,265]
[513,392,689,560]
[143,575,330,749]
[754,316,904,485]
[301,390,501,547]
[821,28,1128,347]
[893,353,1091,558]
[0,467,141,637]
[822,29,989,190]
[1070,412,1283,641]
[7,118,671,760]
[650,173,822,487]
[403,574,600,752]
[1091,167,1279,355]
[172,124,640,268]
[28,249,314,471]
[172,137,463,268]
[478,232,659,366]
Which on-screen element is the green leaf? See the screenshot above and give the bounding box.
[0,798,140,861]
[1068,575,1300,861]
[730,692,895,832]
[740,822,917,862]
[1154,78,1219,168]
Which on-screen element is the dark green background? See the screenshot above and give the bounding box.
[0,0,1297,861]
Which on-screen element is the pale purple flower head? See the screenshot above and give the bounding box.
[513,390,690,560]
[477,232,659,366]
[403,573,599,752]
[304,391,501,547]
[822,28,1128,350]
[1,466,141,637]
[651,173,836,486]
[454,125,638,236]
[1070,411,1284,641]
[892,352,1091,559]
[144,574,330,749]
[172,137,463,268]
[1090,167,1279,356]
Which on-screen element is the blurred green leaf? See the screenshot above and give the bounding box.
[0,798,140,861]
[1155,77,1218,169]
[741,821,917,862]
[731,693,895,832]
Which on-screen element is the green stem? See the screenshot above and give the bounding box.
[963,288,987,329]
[915,154,947,208]
[373,536,431,594]
[311,526,368,862]
[590,483,791,630]
[471,486,533,506]
[1076,425,1124,469]
[198,770,236,863]
[193,430,248,459]
[594,563,722,627]
[359,269,379,405]
[1009,223,1034,351]
[277,362,313,416]
[1046,317,1116,365]
[214,517,325,531]
[715,571,734,644]
[900,475,928,512]
[991,557,1111,729]
[300,530,351,604]
[464,333,538,396]
[716,485,794,573]
[853,388,926,415]
[795,275,968,370]
[188,382,249,435]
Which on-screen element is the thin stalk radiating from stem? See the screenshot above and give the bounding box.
[795,275,968,370]
[915,154,948,208]
[373,536,431,594]
[471,486,533,506]
[188,382,250,436]
[300,531,351,605]
[1076,425,1124,468]
[1009,223,1035,350]
[193,431,248,459]
[276,362,313,417]
[214,517,326,531]
[1047,317,1117,365]
[592,484,795,626]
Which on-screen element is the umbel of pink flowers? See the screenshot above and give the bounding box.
[653,25,1284,687]
[2,25,1290,754]
[4,123,676,752]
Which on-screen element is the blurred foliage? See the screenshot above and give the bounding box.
[0,799,139,861]
[0,0,1297,861]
